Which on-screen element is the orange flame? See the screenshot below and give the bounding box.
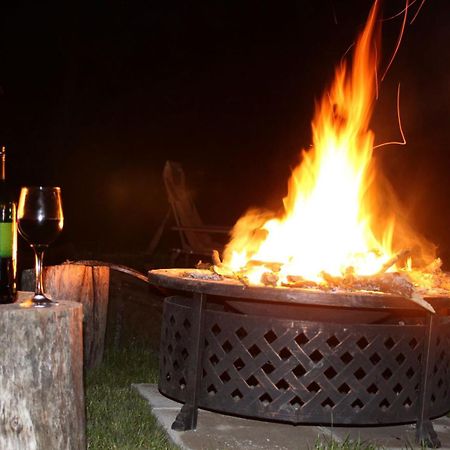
[222,2,434,286]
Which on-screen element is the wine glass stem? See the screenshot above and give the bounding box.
[33,246,45,297]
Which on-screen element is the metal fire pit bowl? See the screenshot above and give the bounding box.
[149,268,450,448]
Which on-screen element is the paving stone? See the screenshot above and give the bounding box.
[133,383,450,449]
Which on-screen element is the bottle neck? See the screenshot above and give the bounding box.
[0,146,6,182]
[0,146,14,207]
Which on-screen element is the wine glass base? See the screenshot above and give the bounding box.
[32,294,58,308]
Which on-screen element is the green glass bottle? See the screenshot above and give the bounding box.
[0,146,17,303]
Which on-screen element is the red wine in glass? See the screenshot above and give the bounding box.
[18,218,63,246]
[17,187,64,307]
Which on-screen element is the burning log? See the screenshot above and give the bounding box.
[236,274,250,287]
[246,260,283,273]
[261,271,279,287]
[318,271,435,314]
[377,249,411,274]
[195,260,212,270]
[212,249,222,266]
[350,272,412,297]
[206,260,436,312]
[212,264,234,278]
[319,271,343,288]
[424,258,443,273]
[354,273,435,313]
[211,249,236,278]
[282,275,319,289]
[210,264,435,313]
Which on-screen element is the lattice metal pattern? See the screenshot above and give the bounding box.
[429,317,450,414]
[160,298,193,399]
[159,296,450,424]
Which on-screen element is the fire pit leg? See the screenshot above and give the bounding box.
[416,420,440,449]
[171,293,206,431]
[415,314,441,448]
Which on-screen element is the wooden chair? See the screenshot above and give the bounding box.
[148,161,230,265]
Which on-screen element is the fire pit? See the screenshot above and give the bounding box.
[148,4,450,448]
[150,268,450,448]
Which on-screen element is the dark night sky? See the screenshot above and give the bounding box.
[0,1,449,261]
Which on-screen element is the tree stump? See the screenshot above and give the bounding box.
[0,300,85,450]
[21,264,110,369]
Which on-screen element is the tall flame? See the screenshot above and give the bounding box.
[222,3,434,286]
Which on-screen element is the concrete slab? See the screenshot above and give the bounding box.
[133,383,450,449]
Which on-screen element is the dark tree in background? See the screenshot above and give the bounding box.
[0,1,449,262]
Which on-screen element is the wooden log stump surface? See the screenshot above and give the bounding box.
[0,298,85,450]
[22,264,110,369]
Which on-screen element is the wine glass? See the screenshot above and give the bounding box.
[17,186,64,307]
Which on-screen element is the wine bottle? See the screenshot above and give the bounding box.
[0,146,17,303]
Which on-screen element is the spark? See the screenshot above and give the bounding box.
[374,43,379,100]
[410,0,427,24]
[341,42,355,62]
[381,0,419,22]
[373,84,406,150]
[381,0,410,82]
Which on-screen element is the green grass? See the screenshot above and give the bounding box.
[314,435,381,449]
[85,344,177,450]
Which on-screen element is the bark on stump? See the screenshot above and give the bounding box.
[21,264,110,369]
[0,300,85,450]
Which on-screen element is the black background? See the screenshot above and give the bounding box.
[0,1,449,262]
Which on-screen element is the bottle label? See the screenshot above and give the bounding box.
[0,222,13,257]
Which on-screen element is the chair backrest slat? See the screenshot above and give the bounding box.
[163,161,215,253]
